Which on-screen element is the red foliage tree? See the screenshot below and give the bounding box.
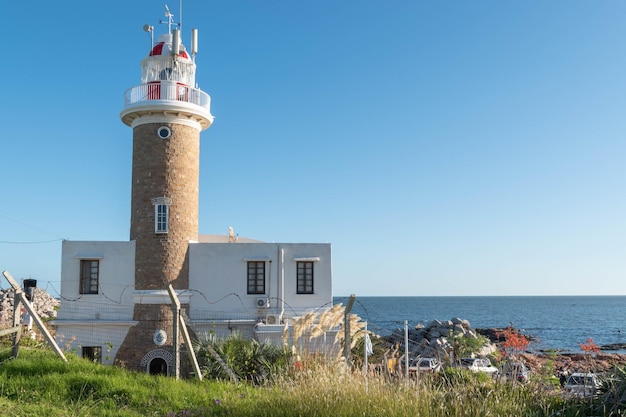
[580,338,600,372]
[499,328,530,358]
[580,338,600,354]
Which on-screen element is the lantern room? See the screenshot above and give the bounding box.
[119,8,212,130]
[141,32,196,87]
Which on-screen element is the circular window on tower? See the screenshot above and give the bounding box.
[157,126,171,139]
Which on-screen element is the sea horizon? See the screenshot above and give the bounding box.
[334,295,626,353]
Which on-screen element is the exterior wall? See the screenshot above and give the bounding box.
[130,122,200,290]
[56,240,136,364]
[188,242,332,318]
[55,240,334,367]
[55,323,136,366]
[59,240,136,315]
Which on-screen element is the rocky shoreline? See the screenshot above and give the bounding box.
[476,328,626,374]
[386,318,626,375]
[519,351,626,374]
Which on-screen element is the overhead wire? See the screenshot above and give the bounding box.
[0,213,67,242]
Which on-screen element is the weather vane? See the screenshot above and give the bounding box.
[159,5,181,34]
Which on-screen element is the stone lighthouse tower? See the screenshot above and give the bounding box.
[116,8,213,373]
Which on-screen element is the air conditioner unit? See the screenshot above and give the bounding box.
[256,298,270,308]
[266,314,281,325]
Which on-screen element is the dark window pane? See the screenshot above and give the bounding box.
[247,261,265,294]
[297,261,314,294]
[80,260,99,294]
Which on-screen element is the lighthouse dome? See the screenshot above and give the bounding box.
[149,33,191,61]
[140,33,196,86]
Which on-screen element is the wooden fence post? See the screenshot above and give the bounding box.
[3,271,67,362]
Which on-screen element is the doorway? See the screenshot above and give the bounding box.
[149,357,168,375]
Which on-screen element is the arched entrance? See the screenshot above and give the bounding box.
[140,349,173,376]
[149,357,168,375]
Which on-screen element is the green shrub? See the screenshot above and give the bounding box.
[198,334,291,383]
[438,367,494,386]
[449,330,490,358]
[596,364,626,415]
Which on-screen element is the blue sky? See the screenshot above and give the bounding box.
[2,1,625,296]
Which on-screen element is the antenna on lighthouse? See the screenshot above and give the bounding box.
[172,29,180,55]
[143,24,154,50]
[179,0,183,33]
[191,28,198,58]
[165,5,173,33]
[160,5,180,34]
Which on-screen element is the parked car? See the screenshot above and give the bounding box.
[501,361,530,383]
[408,357,442,373]
[459,358,499,376]
[563,372,602,398]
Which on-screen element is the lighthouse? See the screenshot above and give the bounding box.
[115,7,213,371]
[55,5,333,376]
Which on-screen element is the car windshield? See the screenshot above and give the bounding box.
[568,375,595,385]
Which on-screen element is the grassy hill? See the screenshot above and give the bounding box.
[0,346,608,417]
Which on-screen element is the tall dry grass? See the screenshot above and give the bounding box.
[0,348,595,417]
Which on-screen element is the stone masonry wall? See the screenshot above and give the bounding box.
[118,121,200,370]
[130,122,200,290]
[114,304,180,371]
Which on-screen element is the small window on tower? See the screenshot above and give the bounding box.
[151,197,172,234]
[155,204,169,233]
[157,126,171,139]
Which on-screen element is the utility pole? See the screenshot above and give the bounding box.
[343,294,356,366]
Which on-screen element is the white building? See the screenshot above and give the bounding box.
[54,7,332,375]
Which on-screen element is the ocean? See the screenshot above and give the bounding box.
[334,296,626,353]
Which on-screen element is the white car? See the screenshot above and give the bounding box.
[459,358,499,376]
[564,372,601,398]
[408,357,442,373]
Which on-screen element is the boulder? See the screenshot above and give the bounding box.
[453,324,466,335]
[0,287,59,328]
[451,317,470,328]
[387,317,495,361]
[428,319,442,329]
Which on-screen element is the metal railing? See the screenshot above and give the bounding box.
[123,81,211,110]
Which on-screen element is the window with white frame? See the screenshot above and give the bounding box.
[155,204,168,233]
[297,261,314,294]
[80,259,99,294]
[151,197,172,234]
